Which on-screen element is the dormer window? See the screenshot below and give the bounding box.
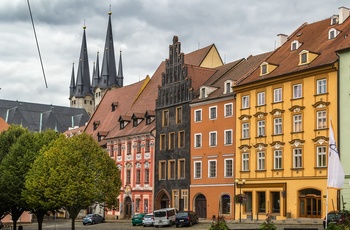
[261,64,267,75]
[260,62,278,76]
[328,28,339,39]
[299,50,319,65]
[301,53,307,63]
[145,110,155,125]
[111,102,118,112]
[291,40,300,51]
[224,80,232,94]
[331,15,339,25]
[201,87,206,98]
[93,120,100,130]
[120,122,125,129]
[119,116,131,130]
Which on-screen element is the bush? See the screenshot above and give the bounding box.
[209,215,229,230]
[259,213,277,230]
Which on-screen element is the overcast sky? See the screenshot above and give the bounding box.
[0,0,348,107]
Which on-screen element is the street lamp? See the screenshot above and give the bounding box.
[235,179,246,223]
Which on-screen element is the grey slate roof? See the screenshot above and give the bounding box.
[0,99,90,133]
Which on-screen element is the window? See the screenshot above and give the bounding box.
[144,199,149,213]
[225,103,233,117]
[208,160,217,178]
[169,132,175,150]
[118,143,122,156]
[274,118,282,135]
[169,160,176,180]
[225,82,231,94]
[257,120,265,137]
[144,168,149,184]
[244,192,252,213]
[261,64,267,75]
[145,139,150,152]
[221,195,231,214]
[109,146,114,157]
[258,192,266,212]
[160,134,166,150]
[271,192,280,214]
[329,28,338,39]
[274,88,282,103]
[224,159,233,177]
[135,199,140,213]
[176,107,182,124]
[162,110,169,126]
[126,169,131,184]
[317,79,327,94]
[194,161,202,179]
[257,92,265,106]
[317,146,326,167]
[178,131,185,148]
[293,148,302,168]
[293,84,302,99]
[178,159,185,179]
[293,114,302,132]
[127,141,132,155]
[242,95,249,109]
[159,161,166,180]
[257,152,265,170]
[194,109,202,122]
[274,150,282,169]
[181,190,189,211]
[116,199,120,212]
[242,153,249,171]
[201,88,206,98]
[209,131,217,147]
[137,140,141,153]
[242,123,250,139]
[209,106,217,120]
[291,41,299,51]
[224,130,232,145]
[301,53,307,63]
[317,111,327,129]
[194,133,202,148]
[136,169,141,184]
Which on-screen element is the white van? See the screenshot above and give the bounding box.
[153,208,177,227]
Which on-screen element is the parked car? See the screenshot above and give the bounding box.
[154,208,177,227]
[132,213,145,226]
[142,213,154,227]
[82,214,105,225]
[175,211,199,227]
[323,211,341,228]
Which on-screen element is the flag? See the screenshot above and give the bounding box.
[327,122,345,189]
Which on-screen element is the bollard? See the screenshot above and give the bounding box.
[256,212,259,221]
[18,226,23,230]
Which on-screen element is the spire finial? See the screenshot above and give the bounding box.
[83,19,86,29]
[108,4,112,15]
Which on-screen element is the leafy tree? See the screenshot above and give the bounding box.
[25,133,121,230]
[0,129,59,230]
[0,125,29,221]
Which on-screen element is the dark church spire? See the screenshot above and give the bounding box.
[117,50,124,87]
[75,25,91,97]
[92,51,100,88]
[69,62,75,99]
[100,10,117,89]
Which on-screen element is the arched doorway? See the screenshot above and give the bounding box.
[155,189,170,210]
[195,194,207,218]
[299,188,321,218]
[124,196,132,219]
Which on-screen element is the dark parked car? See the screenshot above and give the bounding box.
[132,213,145,226]
[175,211,199,227]
[82,214,105,225]
[323,211,341,228]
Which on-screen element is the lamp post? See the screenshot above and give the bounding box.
[235,179,246,223]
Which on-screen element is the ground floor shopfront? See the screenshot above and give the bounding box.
[190,184,235,220]
[234,178,339,221]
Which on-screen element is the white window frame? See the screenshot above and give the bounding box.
[225,81,232,94]
[257,92,265,106]
[328,28,339,39]
[317,79,327,94]
[257,151,265,170]
[257,120,265,137]
[194,161,202,179]
[208,160,217,178]
[224,158,233,178]
[224,103,233,117]
[242,123,250,139]
[209,131,217,147]
[242,95,249,109]
[293,84,302,99]
[194,109,202,122]
[317,146,326,167]
[274,117,282,135]
[317,110,327,129]
[293,114,302,132]
[291,40,299,51]
[209,106,217,120]
[293,148,302,168]
[242,153,249,171]
[194,133,202,148]
[224,129,232,145]
[273,88,282,103]
[274,150,282,169]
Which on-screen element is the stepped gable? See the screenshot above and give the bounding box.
[0,99,89,133]
[238,15,350,85]
[84,79,149,143]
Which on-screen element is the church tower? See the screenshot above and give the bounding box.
[69,9,124,114]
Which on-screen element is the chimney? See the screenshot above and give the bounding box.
[276,34,288,48]
[339,6,350,24]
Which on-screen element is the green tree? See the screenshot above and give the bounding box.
[25,133,121,230]
[0,129,59,230]
[0,125,29,222]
